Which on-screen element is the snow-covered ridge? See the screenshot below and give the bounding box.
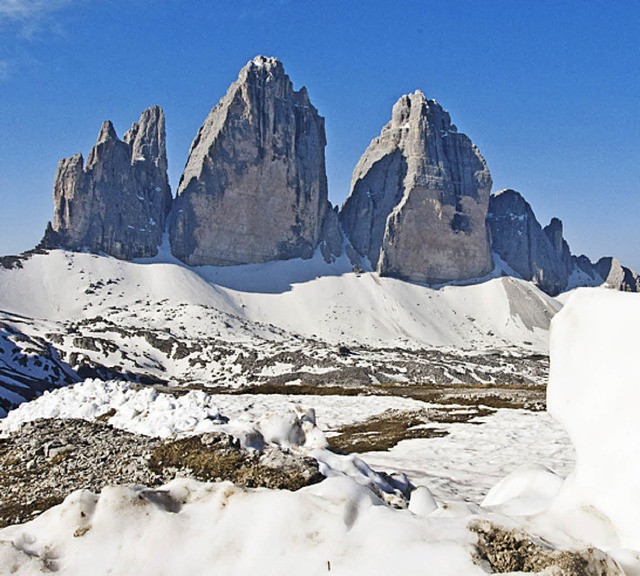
[0,248,559,350]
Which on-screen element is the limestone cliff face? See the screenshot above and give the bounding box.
[339,91,493,283]
[487,190,640,295]
[170,56,334,266]
[45,106,171,259]
[594,257,640,292]
[487,190,572,296]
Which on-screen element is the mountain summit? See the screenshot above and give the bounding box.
[43,106,172,259]
[340,91,493,283]
[169,56,339,266]
[33,58,638,295]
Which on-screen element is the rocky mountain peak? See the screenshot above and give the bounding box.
[340,90,492,283]
[97,120,118,143]
[169,56,339,266]
[123,105,167,169]
[487,189,572,295]
[247,55,283,72]
[488,190,640,295]
[42,106,172,260]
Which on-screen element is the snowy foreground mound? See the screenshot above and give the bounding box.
[547,289,640,552]
[0,288,638,574]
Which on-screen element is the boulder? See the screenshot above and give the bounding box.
[340,90,493,283]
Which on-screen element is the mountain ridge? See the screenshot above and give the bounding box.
[29,55,636,295]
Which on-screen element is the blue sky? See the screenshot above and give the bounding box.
[1,0,638,272]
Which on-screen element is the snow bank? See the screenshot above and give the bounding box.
[0,477,486,576]
[0,379,429,439]
[547,288,640,549]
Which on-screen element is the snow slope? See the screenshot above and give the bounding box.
[0,249,560,351]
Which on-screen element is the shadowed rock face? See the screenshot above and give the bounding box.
[170,56,332,266]
[487,190,572,296]
[44,106,172,259]
[488,190,640,295]
[340,91,493,283]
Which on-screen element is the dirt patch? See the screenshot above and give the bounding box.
[371,383,547,411]
[471,520,622,575]
[149,434,323,491]
[328,408,474,453]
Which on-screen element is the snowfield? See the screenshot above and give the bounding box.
[0,248,559,351]
[1,251,638,575]
[0,249,555,416]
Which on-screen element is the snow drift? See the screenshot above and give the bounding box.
[547,288,640,551]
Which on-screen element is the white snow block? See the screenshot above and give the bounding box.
[408,486,438,516]
[547,288,640,549]
[481,463,563,516]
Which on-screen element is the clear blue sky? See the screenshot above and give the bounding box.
[1,0,638,272]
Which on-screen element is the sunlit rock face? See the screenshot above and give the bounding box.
[170,56,335,266]
[45,106,171,259]
[340,91,493,283]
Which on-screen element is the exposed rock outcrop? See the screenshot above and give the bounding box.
[593,257,640,292]
[170,56,334,266]
[543,217,573,274]
[488,189,640,295]
[339,91,493,283]
[471,520,622,575]
[43,106,172,259]
[318,206,343,263]
[0,418,323,528]
[487,190,572,296]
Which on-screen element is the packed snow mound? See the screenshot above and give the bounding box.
[547,288,640,550]
[0,476,487,576]
[0,249,560,351]
[481,463,564,516]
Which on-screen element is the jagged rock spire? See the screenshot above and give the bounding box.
[340,90,493,283]
[169,56,338,266]
[44,106,172,259]
[487,189,572,295]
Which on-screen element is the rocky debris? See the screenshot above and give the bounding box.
[0,418,323,528]
[487,190,572,295]
[340,90,493,283]
[471,520,622,575]
[42,106,172,259]
[0,418,163,527]
[1,293,551,416]
[170,56,334,266]
[0,316,78,416]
